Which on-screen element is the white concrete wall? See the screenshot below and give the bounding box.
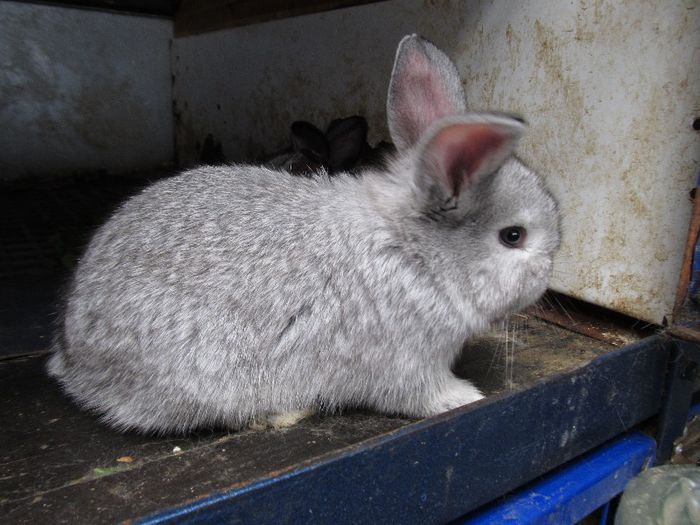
[0,1,174,180]
[172,0,700,325]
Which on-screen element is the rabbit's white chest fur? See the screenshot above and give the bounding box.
[48,35,559,433]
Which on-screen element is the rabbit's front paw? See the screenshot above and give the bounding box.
[427,379,484,415]
[251,409,314,431]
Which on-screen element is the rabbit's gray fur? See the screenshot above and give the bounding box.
[48,35,560,433]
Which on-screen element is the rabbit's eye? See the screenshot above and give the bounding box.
[499,226,526,248]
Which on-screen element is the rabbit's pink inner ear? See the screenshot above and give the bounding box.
[388,38,465,151]
[430,124,509,196]
[399,54,456,137]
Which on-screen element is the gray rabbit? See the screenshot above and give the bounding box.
[48,35,560,434]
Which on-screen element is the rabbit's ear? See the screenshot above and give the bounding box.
[417,115,526,199]
[291,121,329,164]
[326,116,368,173]
[387,35,466,152]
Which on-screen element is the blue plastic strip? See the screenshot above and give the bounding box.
[598,501,610,525]
[687,171,700,301]
[687,401,700,419]
[459,432,656,525]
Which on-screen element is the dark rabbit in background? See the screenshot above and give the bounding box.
[266,115,390,175]
[48,35,560,434]
[265,120,330,174]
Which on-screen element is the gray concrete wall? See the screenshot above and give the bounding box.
[172,0,700,324]
[0,1,174,180]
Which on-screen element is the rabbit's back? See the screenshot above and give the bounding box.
[51,166,449,432]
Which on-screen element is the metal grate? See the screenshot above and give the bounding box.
[0,172,168,356]
[0,176,160,278]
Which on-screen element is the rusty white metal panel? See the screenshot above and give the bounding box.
[0,1,174,180]
[172,0,700,324]
[456,0,700,325]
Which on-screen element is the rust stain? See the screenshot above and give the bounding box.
[673,191,700,320]
[505,23,515,49]
[669,324,700,344]
[532,307,630,347]
[527,292,655,347]
[480,65,502,109]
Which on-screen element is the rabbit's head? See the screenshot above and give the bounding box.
[385,35,560,323]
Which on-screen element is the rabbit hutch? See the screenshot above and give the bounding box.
[2,0,699,523]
